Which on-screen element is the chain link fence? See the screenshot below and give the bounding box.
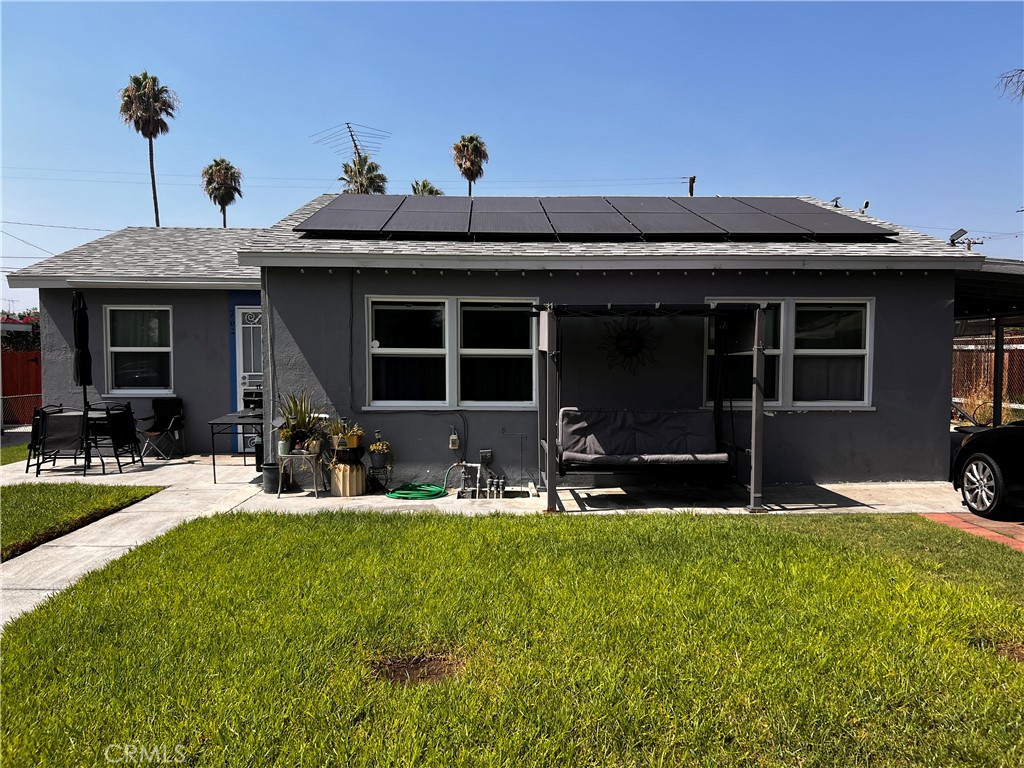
[2,393,42,428]
[952,319,1024,425]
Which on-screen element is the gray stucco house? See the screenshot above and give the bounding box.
[9,228,263,446]
[12,194,1022,498]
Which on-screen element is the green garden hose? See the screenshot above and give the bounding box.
[385,483,448,500]
[384,465,460,500]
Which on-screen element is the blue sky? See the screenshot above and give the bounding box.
[2,1,1022,310]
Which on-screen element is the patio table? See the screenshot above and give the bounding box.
[208,410,263,483]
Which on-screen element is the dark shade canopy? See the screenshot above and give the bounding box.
[72,292,92,388]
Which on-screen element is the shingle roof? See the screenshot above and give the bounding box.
[238,195,982,271]
[7,227,262,288]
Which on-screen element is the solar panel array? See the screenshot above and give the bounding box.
[294,195,896,241]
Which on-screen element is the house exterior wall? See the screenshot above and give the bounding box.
[39,287,259,452]
[264,266,955,486]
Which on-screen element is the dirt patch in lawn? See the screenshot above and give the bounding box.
[995,643,1024,662]
[370,652,464,686]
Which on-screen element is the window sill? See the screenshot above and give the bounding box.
[703,404,876,413]
[364,404,537,412]
[104,390,176,399]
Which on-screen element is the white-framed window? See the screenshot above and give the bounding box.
[367,296,536,408]
[105,306,173,393]
[706,302,783,405]
[705,298,873,408]
[792,302,869,405]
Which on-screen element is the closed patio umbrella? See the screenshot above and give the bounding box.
[72,291,92,411]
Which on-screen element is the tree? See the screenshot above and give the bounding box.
[118,71,179,227]
[451,134,489,196]
[201,158,244,228]
[411,179,444,196]
[339,154,388,194]
[998,68,1024,101]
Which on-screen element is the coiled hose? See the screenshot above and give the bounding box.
[384,464,459,500]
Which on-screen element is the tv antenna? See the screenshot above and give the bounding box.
[309,122,391,160]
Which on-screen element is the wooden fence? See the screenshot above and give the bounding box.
[1,351,42,425]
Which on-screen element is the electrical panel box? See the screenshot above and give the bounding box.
[479,449,493,466]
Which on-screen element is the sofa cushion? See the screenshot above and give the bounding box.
[560,409,636,456]
[562,451,644,466]
[638,452,730,464]
[633,410,717,455]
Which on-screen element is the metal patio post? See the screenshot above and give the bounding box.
[994,317,1004,427]
[542,307,559,512]
[748,305,766,512]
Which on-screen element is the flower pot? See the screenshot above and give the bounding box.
[370,452,388,469]
[345,435,360,448]
[262,463,280,493]
[329,435,342,450]
[306,439,322,456]
[277,440,290,457]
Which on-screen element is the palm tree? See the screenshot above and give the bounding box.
[451,134,489,196]
[998,68,1024,101]
[339,154,388,194]
[201,158,243,228]
[411,179,444,196]
[118,71,179,227]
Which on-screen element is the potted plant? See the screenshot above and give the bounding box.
[368,430,391,469]
[276,391,324,449]
[277,428,292,457]
[325,419,346,450]
[343,421,364,448]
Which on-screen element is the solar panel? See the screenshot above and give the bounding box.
[770,213,896,236]
[539,197,616,213]
[293,207,392,232]
[735,197,830,214]
[323,194,406,211]
[293,195,896,241]
[672,197,761,214]
[547,212,639,235]
[398,196,471,212]
[620,212,728,235]
[472,197,544,213]
[697,213,812,235]
[470,212,554,235]
[383,210,470,234]
[606,197,687,213]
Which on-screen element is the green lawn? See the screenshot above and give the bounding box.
[1,483,162,560]
[1,441,29,466]
[2,513,1022,767]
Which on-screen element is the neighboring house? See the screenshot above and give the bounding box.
[11,196,1023,491]
[8,228,262,450]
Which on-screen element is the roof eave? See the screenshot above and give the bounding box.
[7,276,260,290]
[238,251,984,272]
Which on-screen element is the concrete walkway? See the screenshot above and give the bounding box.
[2,452,1020,626]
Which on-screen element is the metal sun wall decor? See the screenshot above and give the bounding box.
[598,317,661,374]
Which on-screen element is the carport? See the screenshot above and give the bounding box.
[954,258,1024,426]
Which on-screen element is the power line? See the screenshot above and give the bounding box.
[1,176,330,190]
[1,230,55,255]
[1,220,115,232]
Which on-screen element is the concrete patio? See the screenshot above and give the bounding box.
[2,451,1020,626]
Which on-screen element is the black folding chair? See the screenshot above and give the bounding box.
[93,403,144,472]
[29,406,104,476]
[24,405,48,474]
[136,397,185,460]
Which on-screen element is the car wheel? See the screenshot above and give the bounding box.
[960,453,1005,516]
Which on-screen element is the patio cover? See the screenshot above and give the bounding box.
[537,302,768,512]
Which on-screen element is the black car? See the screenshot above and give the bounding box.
[951,421,1024,515]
